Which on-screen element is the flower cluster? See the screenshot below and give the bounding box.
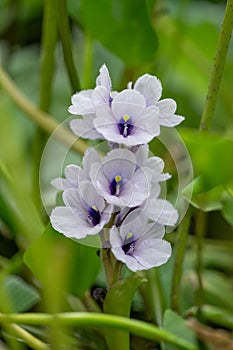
[50,64,184,272]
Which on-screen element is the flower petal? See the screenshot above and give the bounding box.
[102,149,136,181]
[50,206,91,239]
[157,99,185,127]
[111,89,146,121]
[145,198,179,226]
[133,239,171,269]
[134,74,162,106]
[69,90,95,115]
[96,64,112,92]
[70,115,104,140]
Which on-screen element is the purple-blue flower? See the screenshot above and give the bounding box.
[50,181,113,239]
[90,148,152,207]
[93,89,160,146]
[110,209,171,272]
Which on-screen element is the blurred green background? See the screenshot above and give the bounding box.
[0,0,233,349]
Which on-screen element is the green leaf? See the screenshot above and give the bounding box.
[181,129,233,189]
[103,275,145,350]
[76,0,158,65]
[221,191,233,226]
[0,162,44,244]
[0,275,40,313]
[24,224,101,299]
[163,310,197,350]
[182,177,223,211]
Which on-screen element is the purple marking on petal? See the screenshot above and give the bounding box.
[122,235,136,255]
[87,206,101,226]
[117,117,134,137]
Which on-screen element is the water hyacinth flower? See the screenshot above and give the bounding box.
[50,181,113,239]
[114,184,178,228]
[129,73,184,129]
[69,64,112,115]
[94,89,160,146]
[134,144,171,183]
[90,148,152,207]
[51,148,101,190]
[140,185,179,226]
[110,210,171,272]
[69,64,115,139]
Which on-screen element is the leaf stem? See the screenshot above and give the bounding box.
[0,65,87,154]
[57,0,80,92]
[6,323,49,350]
[171,208,192,313]
[0,312,198,350]
[199,0,233,132]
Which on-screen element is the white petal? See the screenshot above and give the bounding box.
[82,148,101,177]
[157,98,177,114]
[51,177,68,190]
[102,149,136,181]
[134,105,160,136]
[96,64,112,92]
[119,209,148,240]
[92,86,110,107]
[145,198,179,226]
[69,90,95,115]
[134,144,149,167]
[79,181,105,212]
[111,89,146,121]
[50,206,91,239]
[63,189,87,216]
[70,116,104,140]
[133,239,171,269]
[157,99,185,127]
[159,115,185,127]
[64,165,86,186]
[134,74,162,106]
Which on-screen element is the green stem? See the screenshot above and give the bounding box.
[0,65,87,154]
[0,312,198,350]
[57,0,80,92]
[171,208,192,313]
[199,0,233,132]
[146,267,165,326]
[32,0,58,212]
[83,33,93,89]
[7,323,49,350]
[194,210,206,314]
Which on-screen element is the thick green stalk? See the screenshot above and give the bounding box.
[57,0,80,92]
[199,0,233,132]
[32,0,57,211]
[0,65,87,154]
[171,208,192,313]
[0,312,198,350]
[196,0,233,319]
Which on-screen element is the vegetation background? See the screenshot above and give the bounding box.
[0,0,232,349]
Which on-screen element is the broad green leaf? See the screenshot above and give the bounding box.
[0,162,44,244]
[163,310,197,350]
[104,275,145,350]
[0,275,40,313]
[24,224,101,299]
[73,0,158,65]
